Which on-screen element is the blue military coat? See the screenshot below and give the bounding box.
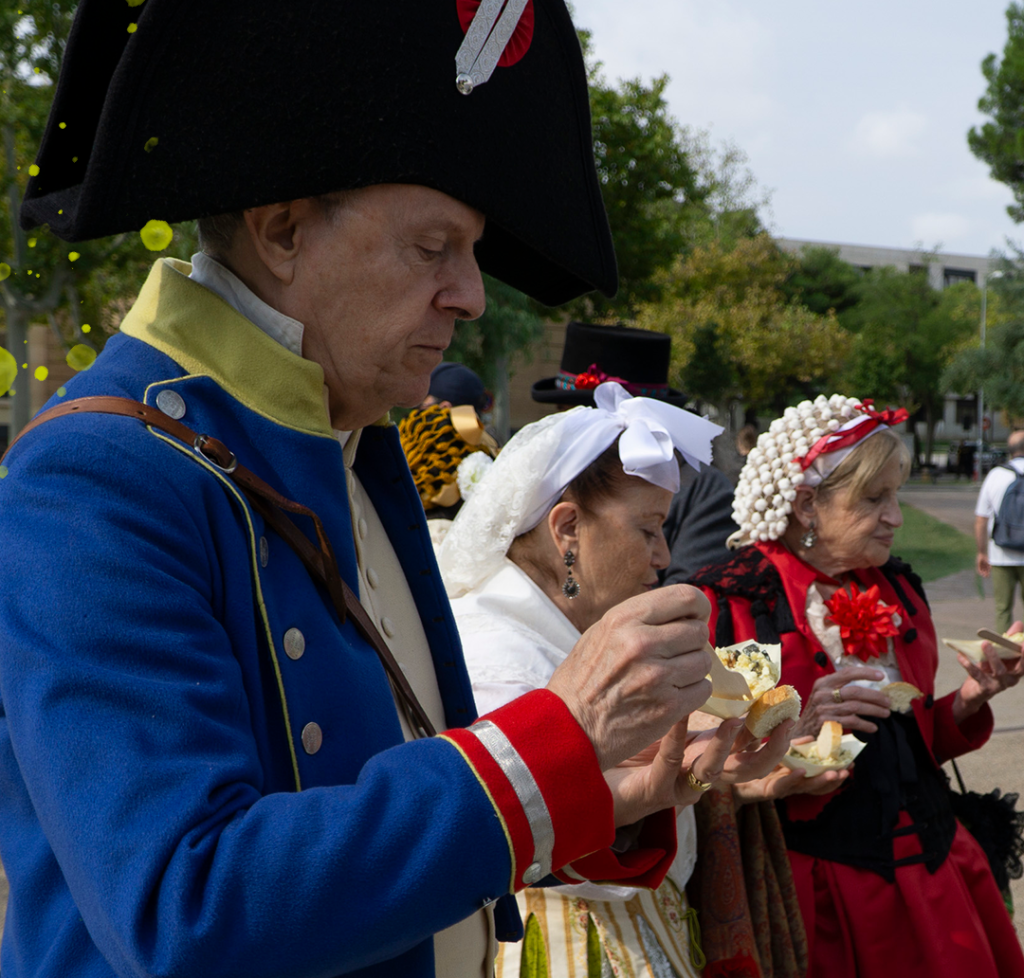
[0,261,626,977]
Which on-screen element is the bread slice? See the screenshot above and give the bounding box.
[783,732,864,773]
[817,720,842,758]
[885,681,923,714]
[744,684,801,738]
[790,719,844,762]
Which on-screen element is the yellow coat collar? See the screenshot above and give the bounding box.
[120,258,334,438]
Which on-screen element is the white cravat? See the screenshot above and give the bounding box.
[189,252,305,358]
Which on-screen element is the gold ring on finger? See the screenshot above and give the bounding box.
[832,687,844,704]
[686,770,714,792]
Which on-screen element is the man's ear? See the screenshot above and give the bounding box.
[791,487,818,530]
[547,501,580,557]
[243,199,317,286]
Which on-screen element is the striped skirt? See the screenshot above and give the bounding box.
[494,879,704,978]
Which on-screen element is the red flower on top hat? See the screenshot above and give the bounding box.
[574,363,627,391]
[824,583,899,662]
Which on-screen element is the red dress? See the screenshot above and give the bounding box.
[694,541,1024,978]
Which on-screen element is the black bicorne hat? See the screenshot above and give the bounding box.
[19,0,617,307]
[531,321,689,406]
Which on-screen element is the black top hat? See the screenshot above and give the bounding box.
[20,0,616,307]
[531,322,689,406]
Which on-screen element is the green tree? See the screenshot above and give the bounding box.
[943,252,1024,420]
[448,276,543,388]
[968,2,1024,222]
[843,270,977,463]
[678,321,736,407]
[2,3,195,439]
[448,274,544,438]
[677,126,770,252]
[943,320,1024,422]
[565,31,747,321]
[583,71,706,317]
[634,234,849,416]
[780,245,863,318]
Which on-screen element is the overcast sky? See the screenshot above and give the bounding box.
[576,0,1020,259]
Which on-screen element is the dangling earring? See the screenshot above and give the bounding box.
[562,549,580,599]
[800,522,817,549]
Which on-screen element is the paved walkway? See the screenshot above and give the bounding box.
[900,484,982,538]
[900,482,1024,938]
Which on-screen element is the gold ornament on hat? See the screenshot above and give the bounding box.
[398,404,497,510]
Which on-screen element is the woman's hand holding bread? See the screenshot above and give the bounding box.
[792,665,891,737]
[952,619,1024,723]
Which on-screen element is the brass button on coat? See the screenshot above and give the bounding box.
[301,722,323,755]
[357,517,368,540]
[366,567,379,589]
[381,617,396,638]
[283,627,305,660]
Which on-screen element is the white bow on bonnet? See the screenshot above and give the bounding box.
[439,382,723,597]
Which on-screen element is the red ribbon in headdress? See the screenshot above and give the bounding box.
[799,400,909,472]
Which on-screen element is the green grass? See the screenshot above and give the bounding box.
[891,503,976,583]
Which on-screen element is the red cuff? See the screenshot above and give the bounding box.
[932,692,993,762]
[552,806,677,889]
[440,689,615,891]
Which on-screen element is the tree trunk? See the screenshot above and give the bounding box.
[493,355,511,444]
[924,402,936,472]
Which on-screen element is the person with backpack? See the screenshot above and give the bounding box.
[975,429,1024,632]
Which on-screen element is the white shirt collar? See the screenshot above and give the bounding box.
[188,252,305,358]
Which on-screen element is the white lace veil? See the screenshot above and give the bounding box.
[438,382,722,598]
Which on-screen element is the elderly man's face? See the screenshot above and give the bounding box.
[288,184,486,429]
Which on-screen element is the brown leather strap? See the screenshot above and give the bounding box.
[3,396,437,738]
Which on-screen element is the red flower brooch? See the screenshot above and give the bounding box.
[824,583,899,662]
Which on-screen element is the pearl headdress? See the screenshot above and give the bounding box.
[728,394,906,548]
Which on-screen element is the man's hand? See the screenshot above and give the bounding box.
[546,584,713,771]
[731,761,850,804]
[698,722,795,784]
[975,515,991,578]
[603,716,795,826]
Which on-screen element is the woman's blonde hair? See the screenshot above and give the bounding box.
[814,427,911,504]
